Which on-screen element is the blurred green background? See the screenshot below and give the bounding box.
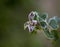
[0,0,60,47]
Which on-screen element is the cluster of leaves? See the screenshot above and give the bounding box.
[24,11,60,40]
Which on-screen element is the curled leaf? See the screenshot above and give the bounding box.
[48,17,59,30]
[40,13,48,21]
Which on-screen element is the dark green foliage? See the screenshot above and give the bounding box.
[34,15,37,20]
[31,30,37,34]
[51,30,59,41]
[34,14,40,22]
[40,13,48,20]
[40,21,47,28]
[43,28,55,39]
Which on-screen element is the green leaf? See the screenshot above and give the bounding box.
[51,30,59,41]
[34,13,40,22]
[43,28,55,39]
[39,17,43,22]
[40,13,48,20]
[34,14,37,20]
[49,18,59,30]
[31,30,37,34]
[40,21,47,28]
